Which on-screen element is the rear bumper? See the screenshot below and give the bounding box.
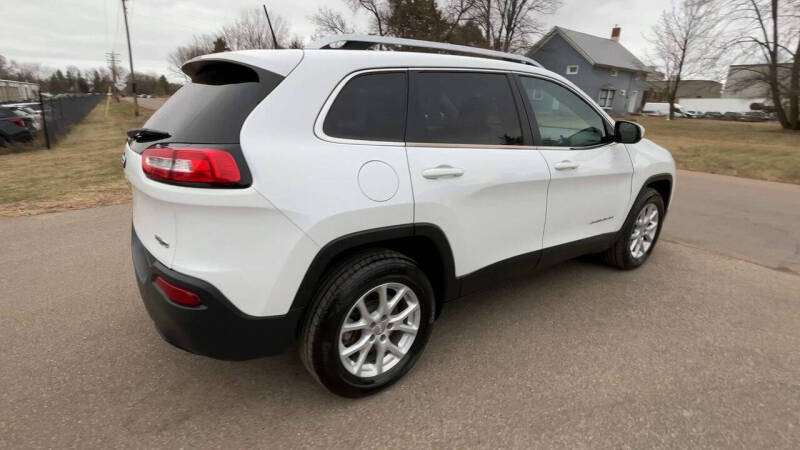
[6,128,33,142]
[131,229,304,360]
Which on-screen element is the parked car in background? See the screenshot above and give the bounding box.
[703,111,723,119]
[740,111,769,122]
[723,112,743,121]
[642,102,687,118]
[0,106,34,146]
[6,105,42,130]
[125,36,676,397]
[684,110,702,119]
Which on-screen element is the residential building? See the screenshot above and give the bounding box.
[527,26,650,115]
[645,79,723,102]
[723,63,792,98]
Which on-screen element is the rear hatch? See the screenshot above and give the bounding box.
[126,52,301,265]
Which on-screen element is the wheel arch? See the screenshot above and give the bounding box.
[640,173,673,209]
[290,223,457,331]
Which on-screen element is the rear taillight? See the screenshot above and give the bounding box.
[155,276,203,307]
[141,147,241,185]
[11,118,25,127]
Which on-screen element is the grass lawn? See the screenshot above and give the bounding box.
[0,101,151,217]
[626,116,800,184]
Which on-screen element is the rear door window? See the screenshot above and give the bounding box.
[407,72,523,146]
[139,61,283,147]
[323,72,407,142]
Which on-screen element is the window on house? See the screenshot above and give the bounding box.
[610,68,619,77]
[566,65,579,75]
[598,89,616,108]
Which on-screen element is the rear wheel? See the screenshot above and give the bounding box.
[603,188,665,269]
[300,249,435,397]
[0,135,8,148]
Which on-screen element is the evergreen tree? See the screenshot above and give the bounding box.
[213,37,229,53]
[387,0,448,41]
[155,75,170,96]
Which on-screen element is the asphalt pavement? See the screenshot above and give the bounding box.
[662,170,800,274]
[1,172,799,448]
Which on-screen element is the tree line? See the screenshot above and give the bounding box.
[0,54,180,97]
[168,1,563,75]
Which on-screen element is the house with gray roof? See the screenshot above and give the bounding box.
[527,26,650,115]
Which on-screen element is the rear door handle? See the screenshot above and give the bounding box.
[553,160,579,171]
[422,165,465,179]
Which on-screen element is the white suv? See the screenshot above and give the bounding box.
[125,35,675,397]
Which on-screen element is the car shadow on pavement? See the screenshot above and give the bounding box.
[128,255,629,409]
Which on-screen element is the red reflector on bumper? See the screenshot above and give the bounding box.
[155,276,203,307]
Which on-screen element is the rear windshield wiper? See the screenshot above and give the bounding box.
[127,128,171,143]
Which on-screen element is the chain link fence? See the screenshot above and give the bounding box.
[39,94,102,148]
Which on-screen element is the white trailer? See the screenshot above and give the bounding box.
[677,97,768,114]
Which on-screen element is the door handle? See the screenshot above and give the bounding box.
[422,165,465,179]
[553,160,579,171]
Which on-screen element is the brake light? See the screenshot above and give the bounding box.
[155,276,203,307]
[141,147,241,185]
[11,118,25,127]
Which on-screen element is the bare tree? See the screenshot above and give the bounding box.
[647,0,726,120]
[311,7,355,37]
[167,8,290,79]
[167,34,216,78]
[726,0,800,129]
[441,0,480,40]
[472,0,562,52]
[347,0,391,35]
[221,8,289,51]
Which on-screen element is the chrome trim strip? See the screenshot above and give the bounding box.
[407,142,536,150]
[314,67,616,150]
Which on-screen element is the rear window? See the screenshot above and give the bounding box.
[323,72,407,142]
[141,61,283,145]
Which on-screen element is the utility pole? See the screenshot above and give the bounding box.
[121,0,139,116]
[105,51,120,103]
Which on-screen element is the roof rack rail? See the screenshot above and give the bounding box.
[307,34,543,68]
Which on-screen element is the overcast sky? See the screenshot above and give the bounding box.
[0,0,672,81]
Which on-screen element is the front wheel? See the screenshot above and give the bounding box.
[300,249,435,397]
[603,188,665,269]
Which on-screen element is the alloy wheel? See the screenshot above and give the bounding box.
[338,282,421,378]
[629,203,659,259]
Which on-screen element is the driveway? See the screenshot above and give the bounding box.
[1,173,799,448]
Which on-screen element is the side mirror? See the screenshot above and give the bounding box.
[614,120,644,144]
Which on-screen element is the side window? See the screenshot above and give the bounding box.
[519,76,607,148]
[407,72,523,146]
[323,72,407,142]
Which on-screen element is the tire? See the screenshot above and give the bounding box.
[603,188,665,270]
[300,249,435,397]
[0,135,8,148]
